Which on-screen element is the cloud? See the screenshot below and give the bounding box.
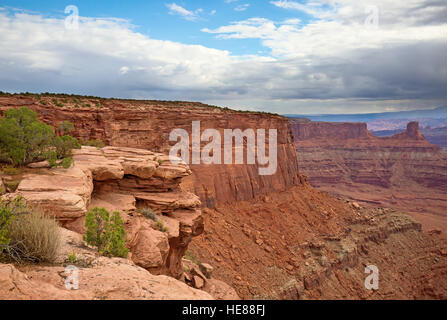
[166,3,202,21]
[235,4,250,12]
[0,1,446,114]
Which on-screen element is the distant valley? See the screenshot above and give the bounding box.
[287,105,447,149]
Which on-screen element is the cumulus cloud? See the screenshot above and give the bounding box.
[0,1,446,114]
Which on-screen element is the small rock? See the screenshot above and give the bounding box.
[192,276,205,289]
[428,228,442,236]
[191,265,207,281]
[255,239,264,246]
[199,263,214,279]
[27,160,52,168]
[285,264,294,271]
[352,202,361,209]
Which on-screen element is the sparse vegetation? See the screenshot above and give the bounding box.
[1,166,21,175]
[184,250,200,265]
[3,180,20,192]
[140,207,157,221]
[80,139,105,148]
[67,252,77,264]
[58,121,75,135]
[84,207,129,258]
[156,220,168,233]
[138,207,168,232]
[0,196,60,263]
[0,107,80,167]
[54,135,80,159]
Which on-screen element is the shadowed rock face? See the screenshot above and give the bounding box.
[0,96,301,208]
[291,119,447,230]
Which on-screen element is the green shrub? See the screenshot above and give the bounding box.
[58,121,75,135]
[1,166,21,175]
[139,208,168,232]
[3,180,20,192]
[0,197,60,263]
[59,157,74,169]
[140,208,157,221]
[84,207,128,258]
[67,252,77,264]
[54,135,81,158]
[0,201,15,253]
[80,139,105,148]
[0,107,54,166]
[0,108,80,167]
[156,220,168,233]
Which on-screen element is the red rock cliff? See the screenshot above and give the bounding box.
[291,118,447,230]
[0,95,301,208]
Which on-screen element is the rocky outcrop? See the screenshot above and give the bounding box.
[0,228,212,300]
[2,146,204,280]
[291,119,447,229]
[0,95,301,208]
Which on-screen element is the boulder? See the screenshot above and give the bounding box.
[0,258,213,300]
[135,191,201,213]
[199,263,214,279]
[72,147,124,181]
[130,228,170,274]
[192,276,205,289]
[102,146,158,179]
[5,167,93,220]
[203,279,241,300]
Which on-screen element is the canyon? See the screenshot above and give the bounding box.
[1,94,447,300]
[291,118,447,231]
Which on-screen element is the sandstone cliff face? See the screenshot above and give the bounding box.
[0,96,301,208]
[0,228,213,300]
[2,146,203,280]
[291,119,447,230]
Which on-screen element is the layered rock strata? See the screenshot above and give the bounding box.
[0,95,301,208]
[291,119,447,230]
[2,146,203,279]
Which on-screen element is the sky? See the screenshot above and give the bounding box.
[0,0,446,114]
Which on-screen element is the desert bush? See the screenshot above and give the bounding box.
[0,107,54,166]
[0,202,15,254]
[0,197,60,263]
[0,107,80,167]
[58,121,75,136]
[139,208,168,232]
[156,220,168,233]
[54,135,81,158]
[1,166,21,175]
[84,207,128,258]
[80,139,105,148]
[140,208,157,221]
[3,180,20,192]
